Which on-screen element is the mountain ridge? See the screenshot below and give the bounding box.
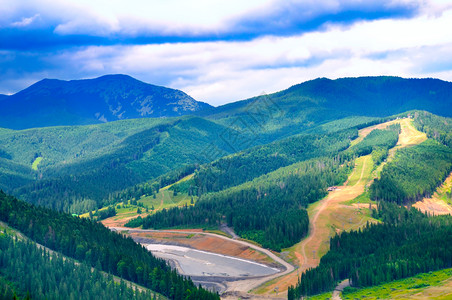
[204,76,452,119]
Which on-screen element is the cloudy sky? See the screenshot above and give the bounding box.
[1,0,452,105]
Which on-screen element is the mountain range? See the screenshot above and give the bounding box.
[1,75,452,132]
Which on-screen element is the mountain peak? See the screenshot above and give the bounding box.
[0,75,212,129]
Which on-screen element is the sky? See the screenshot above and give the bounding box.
[1,0,452,106]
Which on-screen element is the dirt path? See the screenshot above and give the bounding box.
[332,279,350,300]
[300,156,368,267]
[109,227,294,299]
[300,155,368,269]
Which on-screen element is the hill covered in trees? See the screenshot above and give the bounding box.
[1,76,452,216]
[370,140,452,204]
[1,75,452,299]
[0,232,163,300]
[135,156,352,251]
[201,76,452,141]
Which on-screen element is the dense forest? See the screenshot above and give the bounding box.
[288,203,452,299]
[130,156,353,251]
[204,77,452,144]
[414,111,452,148]
[193,128,356,195]
[0,191,219,300]
[370,140,452,203]
[119,119,387,206]
[108,164,198,205]
[0,233,161,300]
[347,124,400,158]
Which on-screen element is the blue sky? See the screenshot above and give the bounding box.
[1,0,452,105]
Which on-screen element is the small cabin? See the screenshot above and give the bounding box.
[327,186,337,191]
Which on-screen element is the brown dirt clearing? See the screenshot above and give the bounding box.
[130,231,275,267]
[414,171,452,215]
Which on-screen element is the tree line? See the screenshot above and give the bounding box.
[347,124,400,157]
[414,111,452,148]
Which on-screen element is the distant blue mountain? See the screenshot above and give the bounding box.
[0,75,211,129]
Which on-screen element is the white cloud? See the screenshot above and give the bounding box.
[2,0,419,37]
[46,4,451,106]
[15,0,273,36]
[2,0,452,106]
[10,14,40,27]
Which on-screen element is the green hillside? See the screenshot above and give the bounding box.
[0,117,243,212]
[201,76,452,142]
[2,76,452,215]
[371,140,452,203]
[0,75,212,129]
[288,203,452,298]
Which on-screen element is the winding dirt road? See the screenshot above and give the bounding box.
[300,156,368,270]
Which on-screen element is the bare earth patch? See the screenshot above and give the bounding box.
[406,278,452,300]
[414,171,452,215]
[101,213,150,227]
[129,231,274,267]
[413,198,452,215]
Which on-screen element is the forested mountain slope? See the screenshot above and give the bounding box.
[201,76,452,142]
[289,203,452,298]
[285,114,452,298]
[1,77,452,218]
[0,117,243,212]
[0,228,164,300]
